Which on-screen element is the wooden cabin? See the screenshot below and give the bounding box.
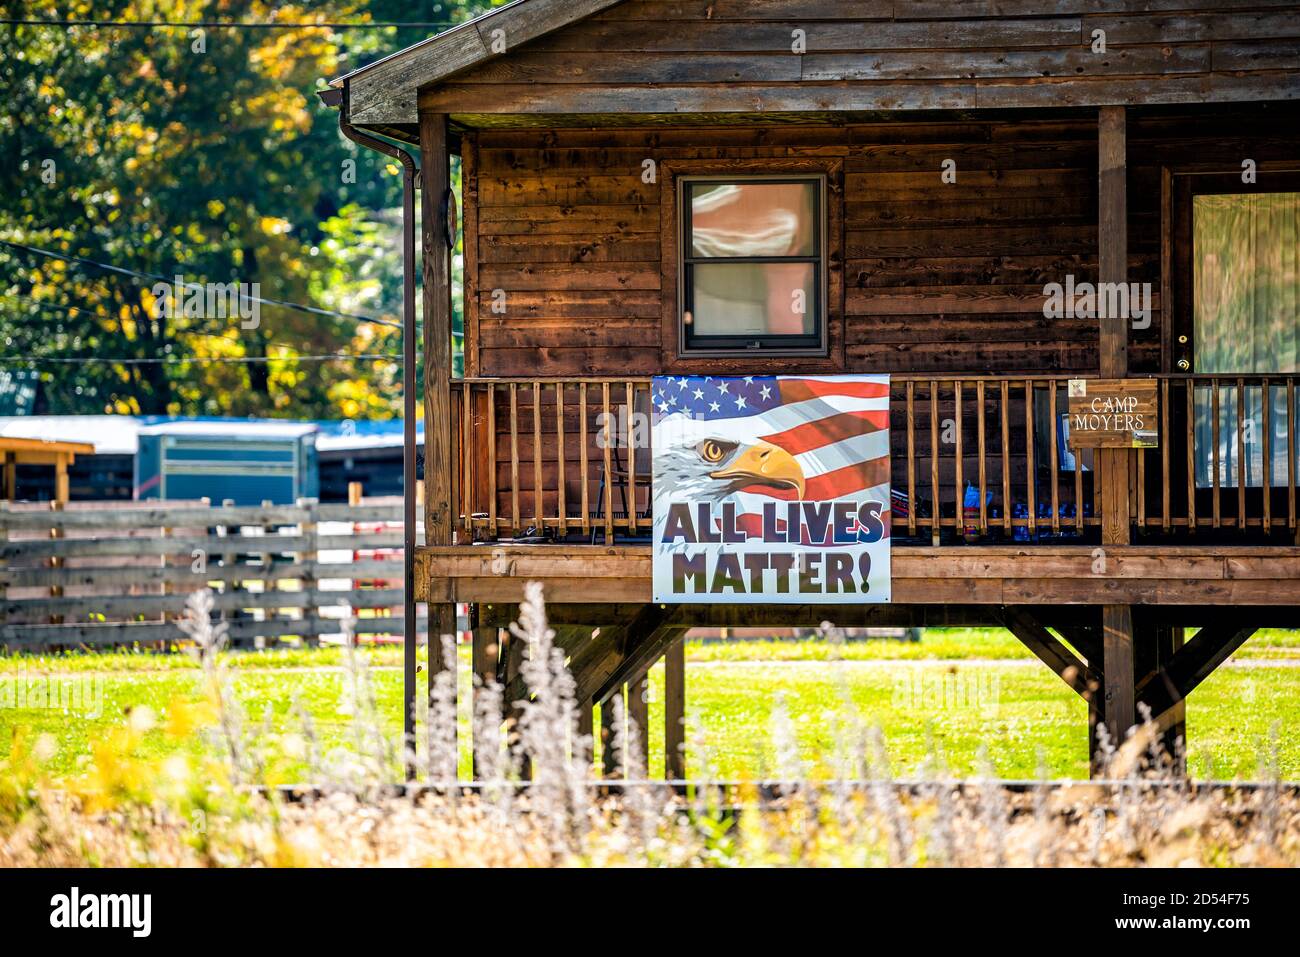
[324,0,1300,775]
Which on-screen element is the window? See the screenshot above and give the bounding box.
[1193,191,1300,376]
[679,175,826,355]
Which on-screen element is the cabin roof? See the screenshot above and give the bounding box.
[329,0,620,90]
[329,1,1300,131]
[328,0,624,127]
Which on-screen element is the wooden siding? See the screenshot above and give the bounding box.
[467,108,1298,379]
[413,0,1300,120]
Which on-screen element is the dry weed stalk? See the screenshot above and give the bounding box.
[2,585,1299,868]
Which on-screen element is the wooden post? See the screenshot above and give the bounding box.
[1153,623,1187,771]
[470,620,499,778]
[429,602,459,778]
[1098,106,1131,546]
[0,502,7,637]
[628,671,650,778]
[49,457,69,625]
[577,700,595,772]
[160,517,174,647]
[664,637,686,779]
[422,110,457,774]
[1098,106,1128,379]
[422,110,454,545]
[219,499,237,646]
[298,497,319,649]
[1102,604,1136,758]
[600,692,618,778]
[1,451,14,500]
[53,456,70,504]
[1094,108,1138,773]
[48,500,64,626]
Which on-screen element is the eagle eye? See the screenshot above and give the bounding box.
[697,439,737,464]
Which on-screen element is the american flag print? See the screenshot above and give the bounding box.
[651,374,891,604]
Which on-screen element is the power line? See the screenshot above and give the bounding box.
[0,239,405,330]
[0,292,368,349]
[0,353,401,365]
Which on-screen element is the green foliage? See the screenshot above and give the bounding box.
[5,635,1299,781]
[1,0,485,417]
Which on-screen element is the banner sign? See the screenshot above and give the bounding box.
[651,374,891,604]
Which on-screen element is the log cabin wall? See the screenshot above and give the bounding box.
[415,0,1300,535]
[458,109,1300,532]
[406,0,1300,379]
[471,118,1103,377]
[467,108,1300,379]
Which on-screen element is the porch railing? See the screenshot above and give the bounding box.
[450,377,654,542]
[1136,375,1300,535]
[446,374,1300,546]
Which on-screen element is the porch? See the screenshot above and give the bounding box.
[441,373,1300,551]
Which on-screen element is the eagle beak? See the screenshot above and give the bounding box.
[710,441,806,498]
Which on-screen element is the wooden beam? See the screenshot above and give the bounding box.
[664,637,686,781]
[53,458,70,504]
[418,545,1300,607]
[600,693,618,778]
[1102,604,1136,746]
[594,625,686,707]
[997,606,1098,698]
[422,109,457,770]
[1041,616,1102,668]
[577,702,594,770]
[501,624,598,704]
[564,624,627,705]
[628,670,650,778]
[1136,623,1257,722]
[470,623,499,778]
[590,607,684,705]
[419,75,1300,117]
[1153,624,1186,770]
[428,601,459,777]
[421,111,454,549]
[1098,105,1130,547]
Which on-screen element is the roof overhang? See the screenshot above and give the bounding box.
[323,0,626,128]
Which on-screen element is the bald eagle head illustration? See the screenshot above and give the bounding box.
[653,435,805,516]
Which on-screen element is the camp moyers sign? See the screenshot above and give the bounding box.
[651,375,892,604]
[1067,378,1159,449]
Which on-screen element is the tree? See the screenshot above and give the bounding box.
[1,0,483,418]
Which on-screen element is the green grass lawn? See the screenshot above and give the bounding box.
[2,629,1297,782]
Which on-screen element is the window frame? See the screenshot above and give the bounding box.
[676,172,829,358]
[1168,166,1300,373]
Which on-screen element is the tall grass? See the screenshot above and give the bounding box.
[1,586,1297,867]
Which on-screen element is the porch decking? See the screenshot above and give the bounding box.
[416,543,1300,612]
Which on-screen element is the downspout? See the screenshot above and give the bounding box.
[325,87,421,780]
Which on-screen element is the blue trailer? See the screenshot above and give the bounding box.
[135,421,319,505]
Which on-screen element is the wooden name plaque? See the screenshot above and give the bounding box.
[1066,378,1158,449]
